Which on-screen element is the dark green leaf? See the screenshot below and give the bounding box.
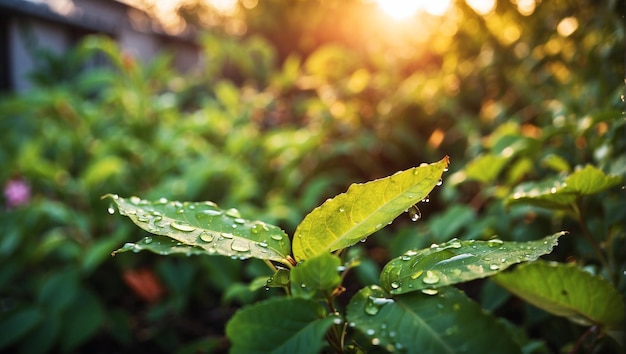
[59,289,105,352]
[0,308,42,349]
[226,297,334,354]
[380,232,564,294]
[293,156,450,261]
[493,261,624,328]
[266,268,291,288]
[105,195,291,265]
[290,253,341,299]
[346,285,521,353]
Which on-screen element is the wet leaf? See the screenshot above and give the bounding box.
[292,156,450,261]
[346,285,521,353]
[226,297,334,354]
[493,261,625,328]
[380,232,564,295]
[507,165,623,209]
[290,253,341,299]
[105,195,291,265]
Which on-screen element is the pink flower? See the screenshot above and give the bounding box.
[4,178,31,208]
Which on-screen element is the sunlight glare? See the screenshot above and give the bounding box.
[423,0,451,16]
[375,0,423,20]
[466,0,496,15]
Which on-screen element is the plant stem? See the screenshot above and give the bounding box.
[263,259,277,272]
[571,201,612,278]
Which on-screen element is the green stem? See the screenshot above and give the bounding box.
[571,201,612,278]
[263,259,277,272]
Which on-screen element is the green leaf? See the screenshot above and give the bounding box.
[266,268,291,288]
[493,261,625,328]
[507,165,623,209]
[105,195,291,265]
[0,308,42,349]
[290,253,341,299]
[226,297,334,354]
[380,232,564,294]
[112,235,208,256]
[346,285,521,353]
[464,153,509,183]
[293,156,450,261]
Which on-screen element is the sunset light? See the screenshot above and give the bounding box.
[373,0,451,20]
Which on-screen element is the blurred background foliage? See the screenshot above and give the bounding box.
[0,0,623,352]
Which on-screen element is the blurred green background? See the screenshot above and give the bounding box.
[0,0,623,352]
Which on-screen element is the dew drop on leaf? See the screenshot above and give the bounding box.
[199,233,214,243]
[144,237,153,244]
[221,233,233,239]
[225,208,242,218]
[436,179,443,186]
[270,234,283,241]
[171,222,195,232]
[390,281,400,289]
[422,270,440,284]
[231,240,250,252]
[489,264,500,270]
[107,205,115,214]
[201,209,222,216]
[409,205,421,221]
[366,329,375,336]
[422,288,439,295]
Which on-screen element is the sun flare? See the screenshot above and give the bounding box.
[373,0,452,20]
[375,0,422,20]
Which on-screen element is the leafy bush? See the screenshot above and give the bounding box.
[107,155,623,353]
[1,0,623,352]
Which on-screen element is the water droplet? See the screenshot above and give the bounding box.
[489,264,500,270]
[339,207,345,212]
[231,240,250,252]
[436,179,443,186]
[360,238,367,243]
[234,218,245,224]
[221,233,233,239]
[390,281,400,289]
[487,239,504,247]
[409,205,421,221]
[257,241,268,248]
[144,237,153,244]
[337,266,346,272]
[199,233,214,243]
[443,167,449,172]
[232,224,237,229]
[107,206,115,214]
[422,288,438,295]
[130,196,141,205]
[349,322,356,328]
[366,329,375,336]
[372,338,380,346]
[225,208,241,218]
[300,283,306,288]
[201,209,222,216]
[333,317,343,325]
[422,271,440,284]
[171,222,195,232]
[270,234,283,241]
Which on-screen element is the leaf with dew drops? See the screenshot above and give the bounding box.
[104,195,291,266]
[346,285,521,353]
[380,232,564,295]
[292,156,450,262]
[506,165,623,209]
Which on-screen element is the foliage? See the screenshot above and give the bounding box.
[0,0,623,352]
